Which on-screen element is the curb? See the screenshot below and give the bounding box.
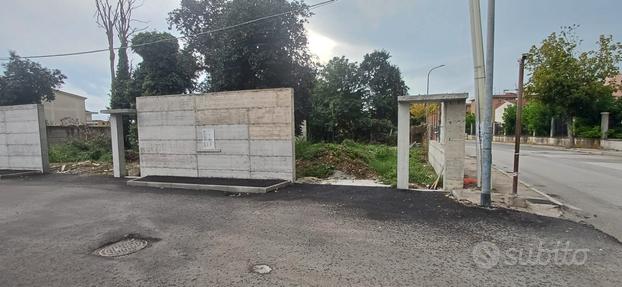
[491,165,581,211]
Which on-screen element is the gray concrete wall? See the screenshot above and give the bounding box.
[0,104,48,172]
[136,88,295,181]
[601,139,622,151]
[428,140,444,175]
[467,135,601,149]
[46,126,110,145]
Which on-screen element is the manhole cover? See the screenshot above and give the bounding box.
[96,238,149,257]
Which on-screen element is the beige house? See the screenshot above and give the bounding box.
[43,90,94,126]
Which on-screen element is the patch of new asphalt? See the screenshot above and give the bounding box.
[0,174,620,286]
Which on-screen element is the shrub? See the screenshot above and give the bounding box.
[49,134,112,163]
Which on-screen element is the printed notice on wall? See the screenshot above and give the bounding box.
[200,128,216,150]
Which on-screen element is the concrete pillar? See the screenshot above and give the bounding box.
[601,112,610,140]
[442,100,466,191]
[397,102,411,189]
[110,114,126,178]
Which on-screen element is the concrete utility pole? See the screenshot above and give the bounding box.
[468,0,489,205]
[468,0,485,188]
[512,54,528,195]
[480,0,495,207]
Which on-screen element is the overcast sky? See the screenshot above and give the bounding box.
[1,0,621,120]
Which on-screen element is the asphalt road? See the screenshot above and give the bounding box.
[1,174,621,286]
[466,141,622,241]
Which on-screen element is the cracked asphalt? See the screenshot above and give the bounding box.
[0,174,621,286]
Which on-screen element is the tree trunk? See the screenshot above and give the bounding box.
[108,33,115,82]
[566,117,575,148]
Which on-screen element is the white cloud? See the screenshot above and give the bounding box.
[307,29,338,63]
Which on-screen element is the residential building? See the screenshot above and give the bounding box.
[606,74,622,98]
[43,90,95,126]
[465,92,518,123]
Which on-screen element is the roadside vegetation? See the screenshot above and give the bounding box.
[48,134,112,163]
[296,140,436,187]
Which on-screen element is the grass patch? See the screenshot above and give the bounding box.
[296,140,436,187]
[48,135,112,163]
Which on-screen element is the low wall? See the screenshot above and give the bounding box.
[601,139,622,151]
[0,104,48,172]
[137,88,295,181]
[467,135,601,149]
[428,140,444,176]
[46,126,110,145]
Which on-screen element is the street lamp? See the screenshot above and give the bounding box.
[426,64,446,94]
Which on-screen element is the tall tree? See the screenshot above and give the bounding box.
[308,57,368,142]
[0,52,66,106]
[526,26,622,146]
[168,0,315,132]
[360,50,408,125]
[110,0,142,109]
[95,0,119,82]
[130,31,198,101]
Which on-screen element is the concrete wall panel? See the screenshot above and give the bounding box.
[0,104,47,172]
[195,109,248,125]
[140,154,197,169]
[136,95,194,112]
[137,88,294,181]
[250,140,292,156]
[138,111,195,127]
[248,107,291,124]
[139,140,196,155]
[249,124,291,140]
[197,154,250,171]
[141,167,197,177]
[197,125,248,140]
[138,126,196,140]
[250,156,292,172]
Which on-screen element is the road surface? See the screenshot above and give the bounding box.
[467,141,622,241]
[0,174,621,286]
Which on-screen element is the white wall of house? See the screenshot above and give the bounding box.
[494,101,514,124]
[43,90,88,126]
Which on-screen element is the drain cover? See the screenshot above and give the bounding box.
[96,238,149,257]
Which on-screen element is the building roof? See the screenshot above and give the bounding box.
[53,89,87,100]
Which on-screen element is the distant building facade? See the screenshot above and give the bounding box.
[43,90,95,126]
[466,92,518,123]
[606,74,622,99]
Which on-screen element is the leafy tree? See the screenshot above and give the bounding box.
[130,31,198,101]
[522,101,551,136]
[360,50,408,125]
[410,103,438,126]
[465,112,476,134]
[526,26,622,146]
[0,52,66,106]
[168,0,316,132]
[501,104,520,135]
[308,57,368,142]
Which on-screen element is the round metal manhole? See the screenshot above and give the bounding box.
[96,238,149,257]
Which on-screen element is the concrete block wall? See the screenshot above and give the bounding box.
[0,104,48,172]
[136,88,295,181]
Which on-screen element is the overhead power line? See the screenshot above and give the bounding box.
[0,0,337,61]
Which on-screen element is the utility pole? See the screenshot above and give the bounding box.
[468,0,488,205]
[480,0,495,207]
[512,54,528,195]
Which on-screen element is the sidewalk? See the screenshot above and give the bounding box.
[452,155,562,218]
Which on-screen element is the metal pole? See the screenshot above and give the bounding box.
[512,54,528,195]
[479,0,495,207]
[426,65,446,95]
[425,64,445,146]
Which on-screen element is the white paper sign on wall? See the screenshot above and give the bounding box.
[201,128,215,150]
